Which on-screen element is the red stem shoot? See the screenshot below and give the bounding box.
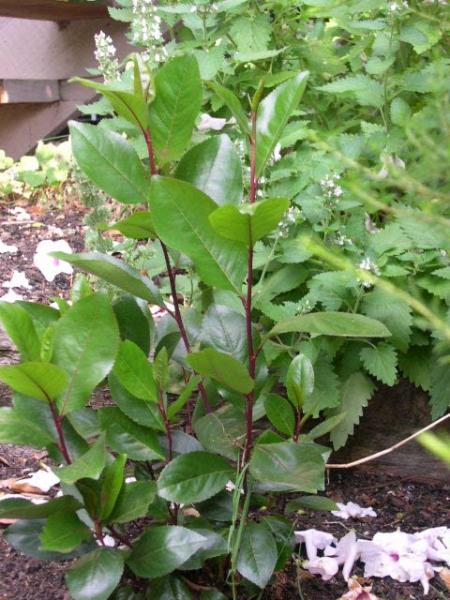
[49,401,72,465]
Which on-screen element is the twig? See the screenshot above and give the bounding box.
[326,413,450,469]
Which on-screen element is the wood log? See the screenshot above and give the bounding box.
[0,0,109,21]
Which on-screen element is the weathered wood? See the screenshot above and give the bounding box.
[333,381,449,484]
[0,79,59,104]
[0,0,109,21]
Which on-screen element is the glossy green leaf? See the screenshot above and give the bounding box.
[208,81,250,135]
[0,302,41,361]
[306,413,346,440]
[0,407,54,448]
[157,451,233,504]
[180,528,227,570]
[201,304,247,361]
[71,78,148,130]
[109,374,165,431]
[194,406,245,460]
[237,522,277,588]
[150,176,247,294]
[186,348,253,394]
[40,512,91,553]
[99,407,165,461]
[286,496,337,513]
[52,252,163,306]
[0,496,81,520]
[256,71,309,176]
[110,481,156,524]
[0,362,68,403]
[264,394,295,436]
[250,441,325,493]
[148,576,193,599]
[127,526,206,578]
[286,354,314,408]
[209,198,289,246]
[149,56,202,165]
[269,311,392,338]
[70,121,150,204]
[58,435,106,484]
[113,340,157,402]
[113,295,152,355]
[66,548,124,600]
[167,375,201,421]
[52,294,120,414]
[99,454,126,521]
[4,519,86,561]
[175,135,243,206]
[109,211,156,240]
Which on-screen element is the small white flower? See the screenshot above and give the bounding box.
[2,270,31,290]
[33,240,73,282]
[332,501,377,521]
[225,480,244,494]
[272,143,282,162]
[0,240,18,254]
[0,289,24,303]
[197,113,228,131]
[9,206,30,221]
[94,30,120,82]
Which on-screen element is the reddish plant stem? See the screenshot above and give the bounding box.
[242,111,258,467]
[144,129,212,414]
[108,525,132,549]
[94,519,106,546]
[49,401,72,465]
[293,408,302,442]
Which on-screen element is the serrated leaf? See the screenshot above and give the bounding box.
[303,357,340,417]
[110,481,156,524]
[360,343,398,385]
[0,496,81,520]
[361,289,412,352]
[208,82,250,135]
[286,354,314,409]
[430,360,450,419]
[318,74,383,108]
[398,347,431,392]
[109,211,156,240]
[230,14,271,54]
[194,406,245,460]
[0,407,54,448]
[150,176,247,294]
[201,305,247,362]
[330,372,375,450]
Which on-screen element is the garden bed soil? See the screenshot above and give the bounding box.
[0,202,449,599]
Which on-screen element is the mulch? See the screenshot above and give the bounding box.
[0,200,449,600]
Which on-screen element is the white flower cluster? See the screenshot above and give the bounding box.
[296,526,450,594]
[131,0,167,66]
[278,206,300,238]
[320,174,343,204]
[94,31,120,82]
[358,256,380,288]
[388,1,408,12]
[334,233,353,247]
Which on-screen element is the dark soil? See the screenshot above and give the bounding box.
[0,203,449,600]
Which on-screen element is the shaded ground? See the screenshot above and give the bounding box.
[0,203,449,599]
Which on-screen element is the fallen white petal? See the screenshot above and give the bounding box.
[304,556,339,581]
[197,113,228,131]
[0,289,24,303]
[33,239,73,282]
[2,270,31,290]
[19,468,60,493]
[295,529,336,561]
[0,240,18,254]
[332,501,377,520]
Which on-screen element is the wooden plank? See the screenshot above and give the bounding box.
[0,18,132,80]
[0,98,96,159]
[0,0,109,20]
[0,79,59,104]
